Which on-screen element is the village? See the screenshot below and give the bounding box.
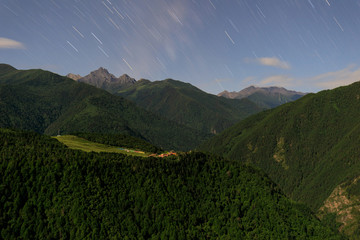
[119,147,178,158]
[149,151,177,158]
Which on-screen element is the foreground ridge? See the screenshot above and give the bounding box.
[0,129,343,239]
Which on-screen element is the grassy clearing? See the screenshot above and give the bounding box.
[54,135,149,157]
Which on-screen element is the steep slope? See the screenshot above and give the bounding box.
[77,67,136,93]
[202,81,360,238]
[117,79,263,134]
[0,129,344,239]
[219,86,306,108]
[0,64,209,150]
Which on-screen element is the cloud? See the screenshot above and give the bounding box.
[311,65,360,89]
[248,65,360,91]
[259,75,294,87]
[0,37,25,49]
[246,57,291,69]
[113,0,203,79]
[257,57,291,69]
[241,76,256,85]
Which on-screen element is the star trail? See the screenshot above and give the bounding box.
[1,0,360,93]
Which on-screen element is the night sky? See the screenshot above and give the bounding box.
[1,0,360,94]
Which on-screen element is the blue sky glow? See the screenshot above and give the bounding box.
[1,0,360,94]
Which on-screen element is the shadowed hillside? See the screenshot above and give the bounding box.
[0,129,344,239]
[202,81,360,238]
[0,64,209,150]
[117,79,263,134]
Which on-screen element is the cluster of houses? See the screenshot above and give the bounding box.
[149,151,177,158]
[118,147,177,158]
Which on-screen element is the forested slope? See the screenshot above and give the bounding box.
[0,129,343,239]
[0,64,209,150]
[201,81,360,238]
[117,79,263,134]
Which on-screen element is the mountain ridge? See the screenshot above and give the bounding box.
[70,67,306,110]
[117,78,264,134]
[219,85,307,108]
[76,67,136,93]
[0,64,209,150]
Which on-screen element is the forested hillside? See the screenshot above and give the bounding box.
[0,64,209,150]
[0,129,343,239]
[117,79,263,134]
[201,81,360,238]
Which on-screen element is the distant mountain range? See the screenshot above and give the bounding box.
[68,68,306,111]
[218,86,306,108]
[202,81,360,238]
[66,68,307,134]
[0,64,209,150]
[2,64,304,150]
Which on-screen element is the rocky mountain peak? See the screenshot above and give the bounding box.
[89,67,115,80]
[66,73,82,81]
[119,74,136,84]
[96,67,110,74]
[77,67,136,93]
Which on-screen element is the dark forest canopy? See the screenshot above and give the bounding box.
[201,81,360,238]
[0,128,344,239]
